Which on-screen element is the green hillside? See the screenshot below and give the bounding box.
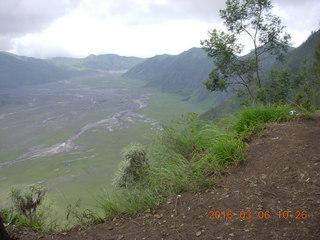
[0,52,84,89]
[282,30,320,72]
[123,48,231,103]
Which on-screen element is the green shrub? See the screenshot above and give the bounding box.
[10,184,46,223]
[113,143,149,188]
[1,199,59,232]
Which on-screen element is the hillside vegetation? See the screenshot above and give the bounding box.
[282,30,320,72]
[123,48,231,103]
[0,52,84,89]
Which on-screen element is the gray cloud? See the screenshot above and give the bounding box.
[104,0,319,26]
[0,0,80,36]
[1,0,319,58]
[273,0,320,45]
[103,0,226,25]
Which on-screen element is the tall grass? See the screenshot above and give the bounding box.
[234,104,293,134]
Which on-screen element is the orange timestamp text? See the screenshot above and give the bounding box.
[208,210,308,220]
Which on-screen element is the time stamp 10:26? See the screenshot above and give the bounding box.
[208,210,308,220]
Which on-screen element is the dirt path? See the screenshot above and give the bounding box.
[16,117,320,240]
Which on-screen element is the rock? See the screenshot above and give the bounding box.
[154,214,163,219]
[196,231,202,237]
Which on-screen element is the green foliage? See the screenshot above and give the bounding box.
[10,184,46,223]
[66,200,103,225]
[257,69,308,105]
[201,0,291,101]
[204,69,229,91]
[113,143,149,188]
[293,84,314,111]
[1,200,59,232]
[0,207,27,231]
[99,188,161,219]
[234,105,293,135]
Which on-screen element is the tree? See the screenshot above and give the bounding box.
[0,214,11,240]
[258,69,307,105]
[201,0,291,101]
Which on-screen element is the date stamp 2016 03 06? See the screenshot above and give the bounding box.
[208,210,308,220]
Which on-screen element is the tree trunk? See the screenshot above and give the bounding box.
[0,213,11,240]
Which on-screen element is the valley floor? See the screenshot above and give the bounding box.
[15,116,320,239]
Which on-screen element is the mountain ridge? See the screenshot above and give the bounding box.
[0,52,144,89]
[0,51,86,89]
[123,47,231,104]
[49,53,144,71]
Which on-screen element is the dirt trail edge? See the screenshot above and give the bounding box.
[18,117,320,240]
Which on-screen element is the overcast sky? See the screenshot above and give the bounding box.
[0,0,319,59]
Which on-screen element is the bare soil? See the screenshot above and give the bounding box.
[13,117,320,240]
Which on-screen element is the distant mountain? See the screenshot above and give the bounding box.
[0,52,85,89]
[50,54,144,71]
[281,30,320,72]
[123,47,230,103]
[0,52,144,90]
